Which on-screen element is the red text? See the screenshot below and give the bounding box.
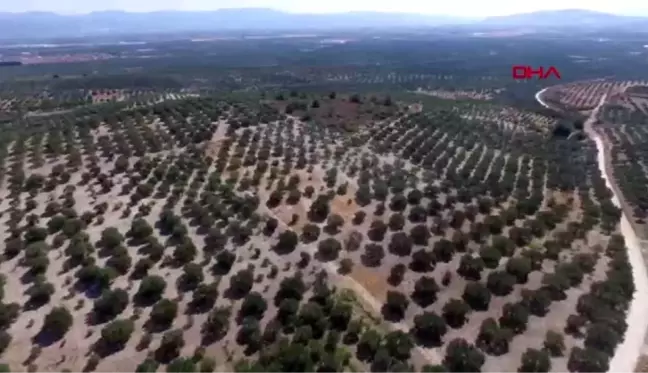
[511,65,562,80]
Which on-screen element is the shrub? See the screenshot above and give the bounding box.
[100,319,135,351]
[93,289,129,322]
[135,275,167,305]
[40,307,73,340]
[149,299,179,330]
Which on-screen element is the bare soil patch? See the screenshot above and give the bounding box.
[347,265,389,302]
[265,93,401,132]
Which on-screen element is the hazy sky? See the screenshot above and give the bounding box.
[1,0,647,17]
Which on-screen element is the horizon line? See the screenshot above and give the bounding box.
[0,7,638,18]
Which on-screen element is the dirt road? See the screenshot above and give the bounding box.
[536,90,648,373]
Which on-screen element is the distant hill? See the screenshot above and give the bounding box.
[480,9,648,28]
[1,8,646,41]
[0,8,474,41]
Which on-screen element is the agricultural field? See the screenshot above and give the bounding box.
[542,80,648,113]
[541,81,619,111]
[549,79,648,239]
[592,90,648,239]
[598,124,648,236]
[600,90,648,125]
[414,88,502,101]
[0,30,643,373]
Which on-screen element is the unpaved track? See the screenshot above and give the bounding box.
[536,89,648,373]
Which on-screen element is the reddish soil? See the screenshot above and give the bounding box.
[266,95,400,132]
[330,191,358,221]
[347,265,390,302]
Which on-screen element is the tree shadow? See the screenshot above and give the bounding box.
[411,293,437,308]
[210,262,232,276]
[323,225,340,236]
[186,217,200,228]
[73,281,105,300]
[153,220,173,236]
[96,246,114,259]
[175,276,198,294]
[380,305,405,323]
[360,254,382,268]
[32,330,65,348]
[242,343,260,356]
[129,268,148,281]
[58,259,79,275]
[153,347,180,364]
[314,250,338,263]
[195,225,210,235]
[200,331,225,346]
[92,339,126,358]
[153,190,168,200]
[19,270,40,285]
[23,297,49,311]
[144,319,172,334]
[223,286,249,301]
[133,293,161,308]
[125,236,149,247]
[272,243,296,256]
[411,330,444,348]
[86,309,120,327]
[185,299,215,315]
[355,343,374,362]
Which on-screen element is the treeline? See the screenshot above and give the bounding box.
[0,61,21,67]
[53,74,183,91]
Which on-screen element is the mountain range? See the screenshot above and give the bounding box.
[481,9,648,27]
[0,8,647,41]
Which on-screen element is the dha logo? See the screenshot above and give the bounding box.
[511,65,562,80]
